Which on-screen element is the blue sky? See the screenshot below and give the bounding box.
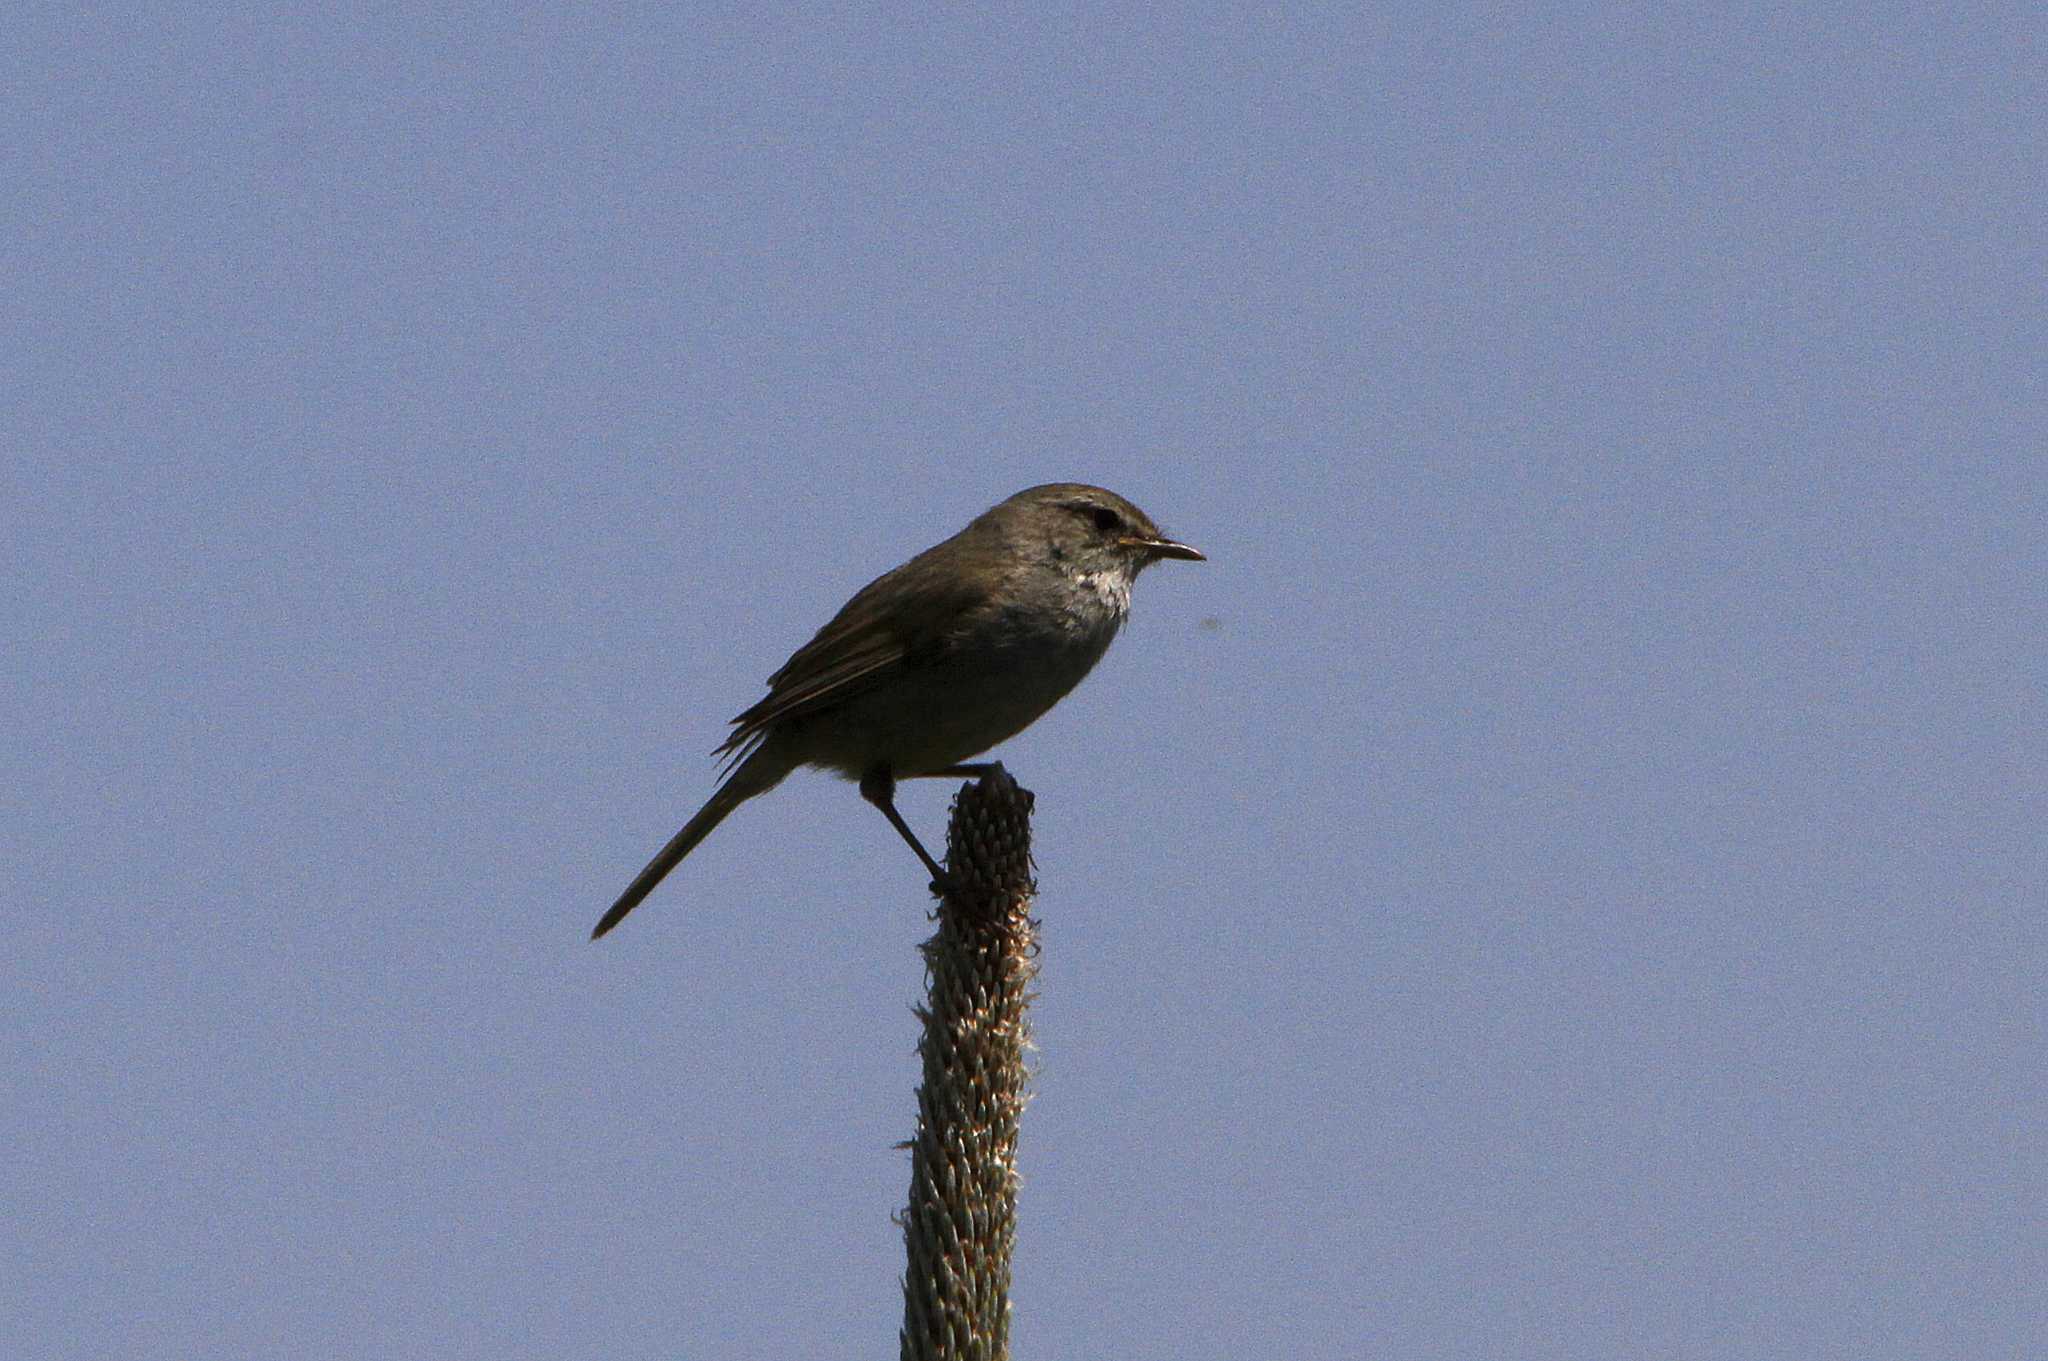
[7,5,2042,1358]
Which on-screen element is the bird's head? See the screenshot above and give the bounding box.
[998,483,1204,583]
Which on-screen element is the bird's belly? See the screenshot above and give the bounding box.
[799,627,1113,778]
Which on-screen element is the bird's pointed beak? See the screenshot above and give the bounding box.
[1126,535,1205,562]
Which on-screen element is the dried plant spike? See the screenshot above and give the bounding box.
[899,765,1037,1361]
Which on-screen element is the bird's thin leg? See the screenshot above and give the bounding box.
[859,767,949,889]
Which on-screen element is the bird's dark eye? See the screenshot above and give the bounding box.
[1090,506,1122,533]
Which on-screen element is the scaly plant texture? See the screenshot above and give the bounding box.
[898,766,1038,1361]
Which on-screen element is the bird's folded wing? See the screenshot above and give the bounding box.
[714,552,994,765]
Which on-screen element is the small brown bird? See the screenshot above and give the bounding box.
[593,483,1203,938]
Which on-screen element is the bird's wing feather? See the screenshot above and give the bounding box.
[714,546,998,765]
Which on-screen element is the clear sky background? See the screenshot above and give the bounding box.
[7,6,2042,1359]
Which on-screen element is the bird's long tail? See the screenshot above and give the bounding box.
[590,748,792,939]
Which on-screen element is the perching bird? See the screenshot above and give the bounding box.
[593,483,1202,939]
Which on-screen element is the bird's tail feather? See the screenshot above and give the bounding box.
[590,750,790,939]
